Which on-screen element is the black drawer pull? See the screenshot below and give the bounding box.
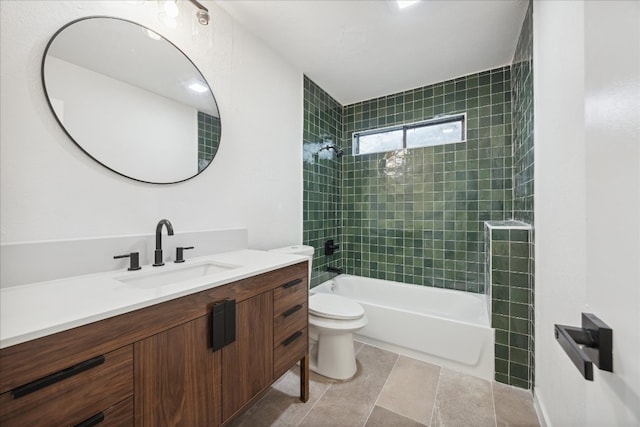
[282,304,303,318]
[12,355,105,399]
[282,278,302,289]
[282,331,303,346]
[75,412,105,427]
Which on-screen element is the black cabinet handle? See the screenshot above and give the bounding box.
[74,412,105,427]
[282,304,303,318]
[212,299,236,351]
[282,278,302,289]
[282,331,303,346]
[12,355,105,399]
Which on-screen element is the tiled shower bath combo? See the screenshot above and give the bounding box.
[303,3,534,387]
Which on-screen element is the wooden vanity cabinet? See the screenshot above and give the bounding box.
[0,261,309,427]
[135,315,221,426]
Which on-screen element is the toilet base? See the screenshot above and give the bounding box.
[309,332,357,380]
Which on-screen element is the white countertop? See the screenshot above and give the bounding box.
[0,250,306,349]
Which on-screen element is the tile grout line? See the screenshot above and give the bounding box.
[361,350,400,427]
[296,376,336,426]
[428,367,443,426]
[491,381,498,427]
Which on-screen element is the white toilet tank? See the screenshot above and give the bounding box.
[269,245,314,281]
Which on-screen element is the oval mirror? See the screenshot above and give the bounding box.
[42,17,221,184]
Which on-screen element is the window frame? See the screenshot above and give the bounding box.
[352,113,467,156]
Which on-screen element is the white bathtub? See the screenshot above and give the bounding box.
[311,274,494,380]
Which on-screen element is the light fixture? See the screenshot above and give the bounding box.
[188,81,209,93]
[158,0,210,27]
[188,0,210,26]
[397,0,419,10]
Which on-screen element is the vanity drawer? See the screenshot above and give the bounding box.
[274,327,308,379]
[274,302,308,346]
[273,277,307,316]
[77,396,133,427]
[0,345,133,426]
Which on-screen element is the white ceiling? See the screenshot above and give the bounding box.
[218,0,529,105]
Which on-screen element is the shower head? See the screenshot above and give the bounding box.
[317,144,345,158]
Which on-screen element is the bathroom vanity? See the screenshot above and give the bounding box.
[0,252,309,426]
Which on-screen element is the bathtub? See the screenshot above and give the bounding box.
[311,274,494,380]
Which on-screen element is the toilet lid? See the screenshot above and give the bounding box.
[309,293,365,320]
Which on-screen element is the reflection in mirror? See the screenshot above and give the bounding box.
[42,17,221,184]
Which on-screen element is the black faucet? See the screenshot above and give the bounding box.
[153,219,174,267]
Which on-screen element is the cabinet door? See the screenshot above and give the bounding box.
[135,315,220,426]
[222,292,273,422]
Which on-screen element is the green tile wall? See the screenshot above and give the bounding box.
[302,76,343,286]
[511,0,534,390]
[488,224,532,389]
[341,67,513,293]
[512,1,534,225]
[197,111,221,171]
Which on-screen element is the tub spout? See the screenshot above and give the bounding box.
[327,266,343,274]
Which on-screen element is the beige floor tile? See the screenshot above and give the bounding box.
[376,355,440,424]
[231,367,332,427]
[493,381,540,427]
[365,405,427,427]
[431,369,496,427]
[299,345,399,427]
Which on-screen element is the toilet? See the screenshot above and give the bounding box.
[269,245,368,380]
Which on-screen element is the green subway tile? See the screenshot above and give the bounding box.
[510,272,529,288]
[511,242,529,258]
[510,362,530,380]
[492,314,510,331]
[510,333,529,350]
[495,329,509,346]
[510,317,529,334]
[495,358,509,375]
[510,347,529,365]
[510,229,529,242]
[495,373,509,385]
[510,287,529,304]
[495,343,509,360]
[509,302,529,319]
[510,257,530,273]
[493,229,509,240]
[493,241,509,256]
[493,270,509,286]
[510,377,530,389]
[493,285,510,301]
[493,300,510,316]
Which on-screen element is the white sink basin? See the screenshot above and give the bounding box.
[117,262,239,288]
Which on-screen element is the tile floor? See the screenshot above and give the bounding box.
[231,342,540,427]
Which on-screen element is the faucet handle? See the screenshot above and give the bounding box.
[114,252,142,271]
[175,246,195,263]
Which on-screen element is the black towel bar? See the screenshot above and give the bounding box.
[554,313,612,381]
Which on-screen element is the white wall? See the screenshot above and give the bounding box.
[47,56,198,183]
[534,1,640,425]
[0,1,303,249]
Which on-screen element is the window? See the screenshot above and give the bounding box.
[353,113,466,156]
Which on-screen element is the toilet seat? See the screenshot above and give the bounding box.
[309,293,364,320]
